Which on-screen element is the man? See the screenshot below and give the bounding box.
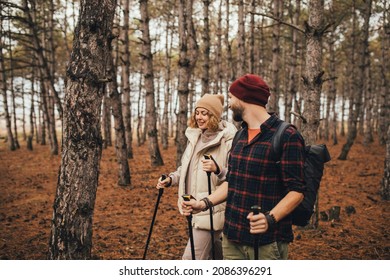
[182,74,305,260]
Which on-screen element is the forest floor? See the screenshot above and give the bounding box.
[0,134,389,260]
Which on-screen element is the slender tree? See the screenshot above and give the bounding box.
[285,0,301,123]
[107,47,132,186]
[301,0,325,146]
[300,0,326,229]
[268,0,282,114]
[140,0,164,166]
[176,0,198,167]
[237,0,246,77]
[161,10,173,149]
[338,0,372,160]
[201,0,210,95]
[120,0,133,159]
[0,21,16,151]
[378,0,389,145]
[23,0,63,119]
[380,126,390,200]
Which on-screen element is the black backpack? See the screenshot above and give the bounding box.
[232,121,331,227]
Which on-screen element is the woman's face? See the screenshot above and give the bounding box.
[195,108,210,130]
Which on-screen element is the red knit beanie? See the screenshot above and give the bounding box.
[229,74,270,107]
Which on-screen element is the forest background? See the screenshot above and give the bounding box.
[0,0,389,261]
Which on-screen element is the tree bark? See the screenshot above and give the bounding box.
[301,0,325,146]
[140,0,164,166]
[214,0,223,96]
[380,126,390,200]
[268,0,282,114]
[120,0,133,159]
[176,0,198,167]
[102,93,112,148]
[237,0,246,77]
[285,0,301,123]
[48,0,116,259]
[107,52,132,187]
[23,0,63,119]
[162,13,173,149]
[0,24,16,151]
[201,0,210,95]
[378,2,389,145]
[338,0,372,160]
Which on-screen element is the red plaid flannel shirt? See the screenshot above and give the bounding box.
[224,114,305,246]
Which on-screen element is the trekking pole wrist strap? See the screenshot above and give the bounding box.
[201,197,213,211]
[265,212,277,230]
[166,176,173,187]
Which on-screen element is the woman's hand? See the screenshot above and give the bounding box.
[181,199,205,216]
[247,212,268,234]
[156,175,171,189]
[201,158,218,173]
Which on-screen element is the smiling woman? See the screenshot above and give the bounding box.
[188,94,224,132]
[155,93,237,260]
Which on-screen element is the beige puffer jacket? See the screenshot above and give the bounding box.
[170,120,237,231]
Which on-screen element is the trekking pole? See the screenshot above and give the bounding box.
[143,174,167,260]
[182,194,196,260]
[251,205,261,260]
[204,154,216,260]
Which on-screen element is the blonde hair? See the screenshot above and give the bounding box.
[188,111,220,132]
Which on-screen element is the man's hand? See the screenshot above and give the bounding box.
[247,212,268,234]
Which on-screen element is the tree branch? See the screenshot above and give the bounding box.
[251,11,305,34]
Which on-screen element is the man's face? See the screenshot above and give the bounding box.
[228,93,244,122]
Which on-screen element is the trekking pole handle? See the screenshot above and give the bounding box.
[251,205,261,215]
[159,174,167,195]
[203,154,212,175]
[182,194,195,201]
[204,154,220,175]
[251,205,261,260]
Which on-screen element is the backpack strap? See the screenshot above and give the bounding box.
[231,128,244,150]
[270,121,291,162]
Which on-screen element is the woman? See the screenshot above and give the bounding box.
[156,94,237,260]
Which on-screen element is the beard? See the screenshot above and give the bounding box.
[231,104,244,122]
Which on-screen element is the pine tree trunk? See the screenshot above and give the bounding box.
[102,93,112,148]
[224,0,234,118]
[248,0,255,74]
[201,0,210,95]
[140,0,164,166]
[286,0,300,123]
[300,0,325,229]
[107,51,132,186]
[378,3,389,145]
[48,0,116,259]
[338,0,372,160]
[363,67,374,145]
[301,0,324,146]
[162,13,173,150]
[0,31,16,151]
[23,0,63,119]
[237,0,245,77]
[176,0,198,167]
[120,0,133,159]
[380,126,390,200]
[214,0,223,95]
[328,26,338,145]
[268,0,282,114]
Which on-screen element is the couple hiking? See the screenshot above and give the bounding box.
[157,74,306,260]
